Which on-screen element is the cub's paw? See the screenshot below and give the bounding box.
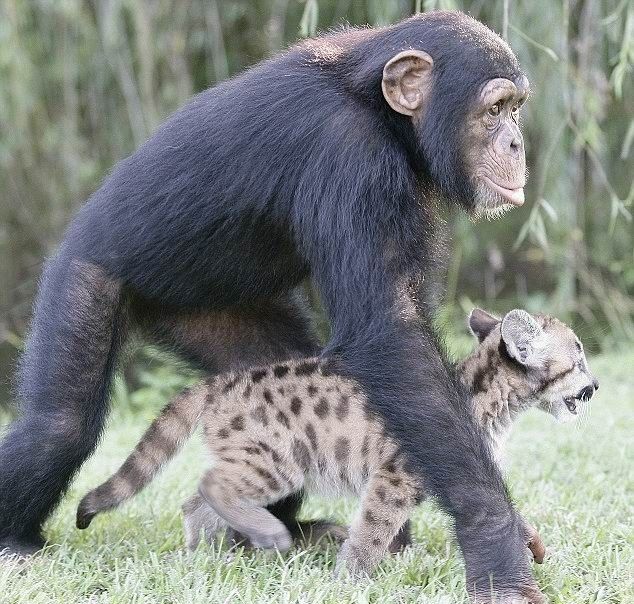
[334,540,376,580]
[248,527,293,552]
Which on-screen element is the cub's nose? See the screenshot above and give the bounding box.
[578,385,595,402]
[592,378,599,391]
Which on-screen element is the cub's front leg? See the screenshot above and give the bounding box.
[336,467,418,578]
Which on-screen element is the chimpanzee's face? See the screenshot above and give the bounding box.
[465,76,529,220]
[381,49,529,220]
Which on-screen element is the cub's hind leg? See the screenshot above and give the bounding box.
[141,291,336,544]
[197,466,300,552]
[182,493,251,550]
[182,493,227,551]
[336,468,418,578]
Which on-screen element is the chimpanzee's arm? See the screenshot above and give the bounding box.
[294,143,534,594]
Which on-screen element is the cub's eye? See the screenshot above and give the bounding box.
[575,341,583,352]
[488,101,503,117]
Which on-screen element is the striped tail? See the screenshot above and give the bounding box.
[76,382,210,529]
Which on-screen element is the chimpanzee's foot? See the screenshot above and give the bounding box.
[0,534,45,559]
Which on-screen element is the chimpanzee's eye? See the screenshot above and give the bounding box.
[510,104,520,123]
[488,101,502,117]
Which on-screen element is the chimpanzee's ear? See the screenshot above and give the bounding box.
[382,50,434,117]
[468,308,501,343]
[501,309,547,368]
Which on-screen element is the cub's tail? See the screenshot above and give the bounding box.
[76,382,211,529]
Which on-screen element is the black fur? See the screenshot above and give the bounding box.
[1,10,535,597]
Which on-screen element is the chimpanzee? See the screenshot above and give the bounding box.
[0,10,540,603]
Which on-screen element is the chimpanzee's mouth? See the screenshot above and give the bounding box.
[481,175,525,207]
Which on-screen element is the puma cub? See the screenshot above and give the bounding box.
[77,308,597,576]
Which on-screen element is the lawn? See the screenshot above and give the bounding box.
[0,352,632,604]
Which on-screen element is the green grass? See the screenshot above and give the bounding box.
[1,352,632,603]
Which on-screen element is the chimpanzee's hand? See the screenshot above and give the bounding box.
[459,511,547,604]
[521,518,546,564]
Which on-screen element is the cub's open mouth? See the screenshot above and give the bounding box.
[564,397,578,414]
[481,175,525,207]
[564,386,594,414]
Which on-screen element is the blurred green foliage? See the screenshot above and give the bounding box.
[0,1,632,405]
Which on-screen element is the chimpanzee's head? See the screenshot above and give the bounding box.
[380,11,529,220]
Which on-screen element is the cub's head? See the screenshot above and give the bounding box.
[469,308,599,422]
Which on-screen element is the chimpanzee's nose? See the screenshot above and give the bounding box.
[510,136,523,155]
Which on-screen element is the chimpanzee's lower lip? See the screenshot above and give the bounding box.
[482,176,525,206]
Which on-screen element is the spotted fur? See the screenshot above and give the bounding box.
[77,309,596,576]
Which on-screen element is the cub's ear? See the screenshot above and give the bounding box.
[381,50,434,117]
[468,308,500,343]
[501,309,547,368]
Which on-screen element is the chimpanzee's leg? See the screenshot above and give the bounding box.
[0,256,125,555]
[134,289,321,372]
